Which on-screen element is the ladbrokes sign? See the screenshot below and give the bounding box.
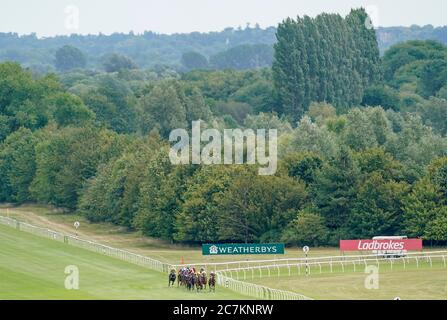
[340,239,423,251]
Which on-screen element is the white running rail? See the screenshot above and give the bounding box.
[0,215,311,300]
[0,215,166,272]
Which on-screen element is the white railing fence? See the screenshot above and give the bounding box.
[216,273,312,300]
[215,252,447,281]
[0,215,166,272]
[0,215,309,300]
[169,250,447,273]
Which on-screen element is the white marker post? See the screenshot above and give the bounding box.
[303,246,310,276]
[74,221,80,237]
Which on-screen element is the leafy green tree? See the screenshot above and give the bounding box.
[429,157,447,198]
[281,152,323,184]
[282,116,338,158]
[48,92,94,127]
[403,177,444,238]
[30,126,125,209]
[232,72,279,113]
[244,112,292,135]
[312,148,360,235]
[343,108,390,151]
[418,59,447,98]
[349,173,408,238]
[212,101,252,125]
[306,102,337,124]
[174,166,240,243]
[138,81,187,137]
[102,53,138,73]
[82,75,138,134]
[424,207,447,241]
[420,97,447,136]
[0,62,58,134]
[55,45,87,71]
[354,148,403,181]
[133,146,197,241]
[215,169,308,242]
[0,128,37,202]
[185,87,212,123]
[181,51,209,71]
[79,134,166,227]
[403,157,447,240]
[362,85,400,111]
[382,40,447,83]
[273,10,380,119]
[281,210,328,246]
[210,44,273,70]
[384,113,447,180]
[0,115,12,142]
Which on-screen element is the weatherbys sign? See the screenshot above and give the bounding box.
[202,243,285,255]
[340,239,423,251]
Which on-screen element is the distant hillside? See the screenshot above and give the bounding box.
[376,25,447,53]
[0,25,446,72]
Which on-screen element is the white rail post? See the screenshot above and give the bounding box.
[443,255,446,268]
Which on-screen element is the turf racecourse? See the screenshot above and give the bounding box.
[2,205,447,300]
[0,224,248,300]
[244,261,447,300]
[249,267,447,300]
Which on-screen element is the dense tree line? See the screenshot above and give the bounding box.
[2,24,447,73]
[1,11,447,246]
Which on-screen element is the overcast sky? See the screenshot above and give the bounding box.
[0,0,445,37]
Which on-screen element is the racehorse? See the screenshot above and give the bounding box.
[208,272,216,292]
[168,269,176,287]
[177,268,186,287]
[197,271,207,291]
[187,272,197,291]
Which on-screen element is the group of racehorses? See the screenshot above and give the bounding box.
[169,267,216,292]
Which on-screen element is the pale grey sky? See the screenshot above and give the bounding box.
[0,0,445,37]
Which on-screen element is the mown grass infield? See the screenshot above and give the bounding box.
[0,224,247,300]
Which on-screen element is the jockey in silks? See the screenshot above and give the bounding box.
[168,269,176,287]
[177,268,185,287]
[208,271,216,292]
